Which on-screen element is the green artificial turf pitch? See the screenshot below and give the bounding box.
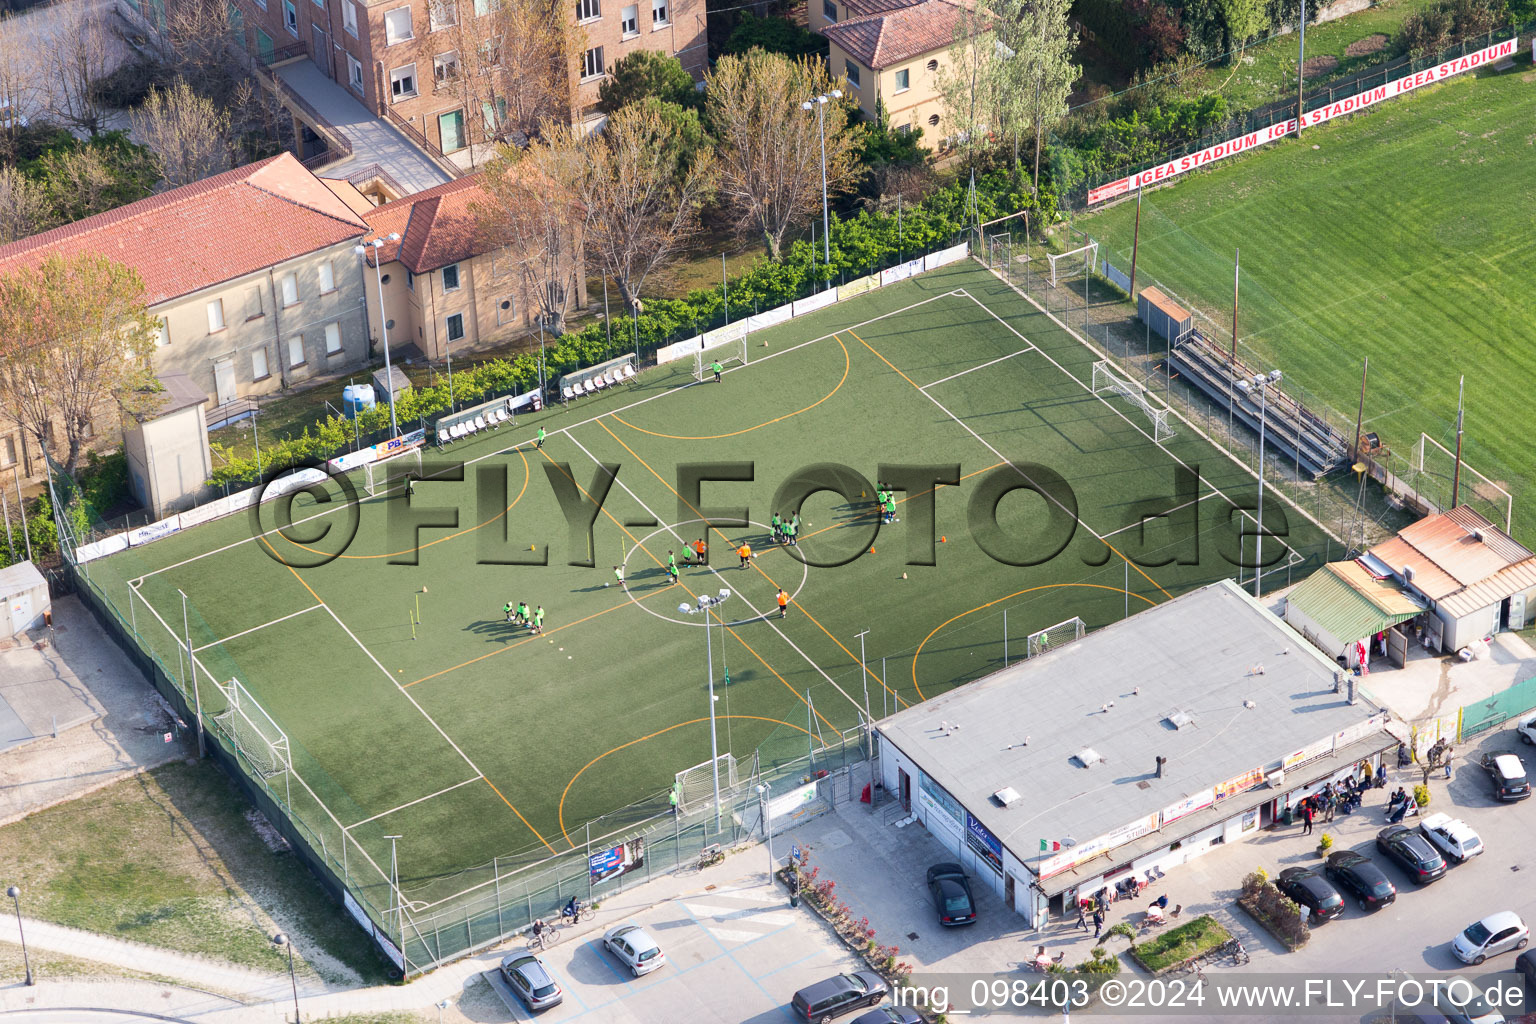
[84,261,1336,925]
[1075,61,1536,544]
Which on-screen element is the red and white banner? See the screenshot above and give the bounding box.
[1087,37,1518,205]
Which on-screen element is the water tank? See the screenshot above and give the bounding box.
[342,383,376,420]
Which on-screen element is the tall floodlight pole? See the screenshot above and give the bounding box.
[757,781,774,875]
[355,233,402,436]
[681,590,733,832]
[1452,375,1465,508]
[7,886,31,985]
[1239,370,1282,598]
[801,90,843,268]
[385,834,404,956]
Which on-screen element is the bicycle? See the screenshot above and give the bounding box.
[697,843,724,871]
[1223,939,1250,967]
[561,902,597,926]
[529,921,560,951]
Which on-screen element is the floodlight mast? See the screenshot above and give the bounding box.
[680,589,732,830]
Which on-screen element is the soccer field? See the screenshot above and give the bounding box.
[80,260,1335,967]
[1075,60,1536,543]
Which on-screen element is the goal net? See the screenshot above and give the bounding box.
[1027,616,1086,658]
[364,448,423,498]
[674,753,742,813]
[1412,432,1513,533]
[693,337,748,382]
[1047,242,1098,288]
[210,677,292,779]
[1092,360,1175,442]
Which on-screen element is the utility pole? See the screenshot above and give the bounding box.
[1452,375,1465,508]
[1296,0,1308,137]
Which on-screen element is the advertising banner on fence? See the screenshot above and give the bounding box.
[924,242,969,271]
[747,304,793,334]
[1159,787,1215,827]
[127,516,182,547]
[767,781,819,822]
[792,289,838,318]
[840,273,880,298]
[880,258,925,287]
[177,495,234,528]
[373,428,426,461]
[655,336,702,365]
[75,533,130,564]
[328,447,377,475]
[589,837,645,884]
[1087,37,1517,205]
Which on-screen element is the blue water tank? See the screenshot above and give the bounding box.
[342,383,376,420]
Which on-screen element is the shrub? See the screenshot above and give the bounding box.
[1413,784,1431,810]
[1077,946,1122,974]
[1106,921,1138,944]
[1317,833,1334,851]
[723,13,827,59]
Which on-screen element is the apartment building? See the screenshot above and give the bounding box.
[213,0,705,154]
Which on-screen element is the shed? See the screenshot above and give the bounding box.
[1138,287,1194,344]
[1284,561,1422,667]
[0,560,49,638]
[372,365,412,409]
[121,373,212,517]
[1366,506,1536,653]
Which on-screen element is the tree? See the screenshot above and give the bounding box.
[475,139,585,334]
[0,166,50,242]
[0,19,37,163]
[41,0,113,136]
[160,0,239,97]
[936,3,998,175]
[722,14,826,59]
[574,102,715,313]
[634,96,709,169]
[0,252,160,477]
[28,132,159,224]
[598,50,699,114]
[706,50,859,258]
[493,0,578,144]
[132,79,235,188]
[1218,0,1267,62]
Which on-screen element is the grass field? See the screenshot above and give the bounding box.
[80,260,1336,965]
[1075,59,1536,543]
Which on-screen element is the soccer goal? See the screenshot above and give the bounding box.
[210,677,291,779]
[693,337,748,382]
[1413,432,1513,532]
[364,448,424,498]
[1092,360,1175,442]
[674,753,742,813]
[1047,242,1098,288]
[1027,616,1087,658]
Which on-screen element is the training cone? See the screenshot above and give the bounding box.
[940,536,947,543]
[869,548,876,555]
[901,572,908,580]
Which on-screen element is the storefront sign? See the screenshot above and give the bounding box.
[965,812,1004,873]
[1160,788,1215,827]
[1215,767,1265,801]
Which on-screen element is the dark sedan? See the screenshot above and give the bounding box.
[1376,825,1447,885]
[1324,850,1397,911]
[1276,866,1345,922]
[926,864,976,926]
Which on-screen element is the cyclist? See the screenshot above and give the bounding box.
[531,918,547,945]
[563,896,582,925]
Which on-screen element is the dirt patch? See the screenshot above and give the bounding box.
[1523,71,1536,83]
[1346,33,1389,57]
[1303,55,1341,78]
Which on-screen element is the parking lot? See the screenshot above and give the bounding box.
[481,877,869,1023]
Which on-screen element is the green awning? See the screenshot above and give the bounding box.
[1286,562,1421,644]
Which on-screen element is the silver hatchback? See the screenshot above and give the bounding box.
[501,952,564,1011]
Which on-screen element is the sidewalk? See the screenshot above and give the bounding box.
[273,61,453,195]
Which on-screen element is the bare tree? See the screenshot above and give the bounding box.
[42,0,114,136]
[162,0,238,95]
[495,0,578,144]
[0,252,160,477]
[475,136,585,334]
[0,167,51,242]
[574,103,715,313]
[133,78,235,188]
[707,50,859,258]
[437,0,498,164]
[0,21,38,162]
[33,146,117,222]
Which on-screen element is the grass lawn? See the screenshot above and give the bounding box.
[1076,60,1536,545]
[0,760,389,985]
[1129,914,1233,973]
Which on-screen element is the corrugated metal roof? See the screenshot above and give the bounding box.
[1286,562,1421,643]
[1397,507,1521,586]
[1370,536,1461,600]
[1439,560,1536,619]
[1445,506,1532,563]
[1367,506,1536,618]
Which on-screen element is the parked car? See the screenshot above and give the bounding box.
[1515,949,1536,992]
[1324,850,1397,911]
[1479,753,1531,802]
[1419,812,1484,863]
[792,972,890,1022]
[926,863,976,926]
[500,953,563,1011]
[1516,714,1536,746]
[1431,977,1508,1024]
[1452,911,1529,966]
[850,1008,924,1024]
[602,923,666,977]
[1276,866,1345,922]
[1376,825,1447,884]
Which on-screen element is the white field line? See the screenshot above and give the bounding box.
[920,344,1036,389]
[343,775,485,832]
[127,288,967,588]
[192,603,325,652]
[1098,490,1227,540]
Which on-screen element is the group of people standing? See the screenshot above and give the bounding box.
[770,513,800,546]
[874,484,899,524]
[502,601,545,634]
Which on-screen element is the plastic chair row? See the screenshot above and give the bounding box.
[437,403,513,446]
[561,364,638,403]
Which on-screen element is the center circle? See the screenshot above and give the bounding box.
[621,518,810,627]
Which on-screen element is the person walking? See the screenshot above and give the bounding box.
[1300,800,1314,836]
[535,427,546,450]
[693,537,707,565]
[777,588,789,618]
[1443,747,1454,779]
[1092,909,1104,940]
[612,566,624,587]
[667,550,677,575]
[667,562,680,586]
[738,542,753,568]
[1076,903,1089,931]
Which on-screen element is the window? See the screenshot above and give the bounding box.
[844,60,860,88]
[342,0,357,34]
[390,64,417,99]
[288,336,305,368]
[441,263,461,291]
[406,270,415,291]
[896,122,911,134]
[251,346,269,381]
[384,6,413,43]
[445,313,465,341]
[245,285,264,319]
[651,0,666,24]
[894,68,909,92]
[207,298,225,333]
[581,45,604,80]
[280,272,299,306]
[0,434,15,468]
[282,0,297,35]
[429,0,457,28]
[324,322,342,355]
[620,3,637,34]
[347,54,364,93]
[496,297,515,325]
[318,260,335,293]
[481,38,501,67]
[928,113,940,126]
[926,58,938,72]
[156,318,170,347]
[434,51,459,83]
[473,0,493,14]
[822,0,835,20]
[575,0,599,19]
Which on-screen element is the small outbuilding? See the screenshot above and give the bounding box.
[1284,560,1423,669]
[1138,286,1193,344]
[0,560,49,638]
[121,372,212,518]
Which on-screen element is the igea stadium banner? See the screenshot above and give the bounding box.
[1086,36,1519,205]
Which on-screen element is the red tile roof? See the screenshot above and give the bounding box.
[0,154,368,305]
[361,174,495,274]
[823,0,970,70]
